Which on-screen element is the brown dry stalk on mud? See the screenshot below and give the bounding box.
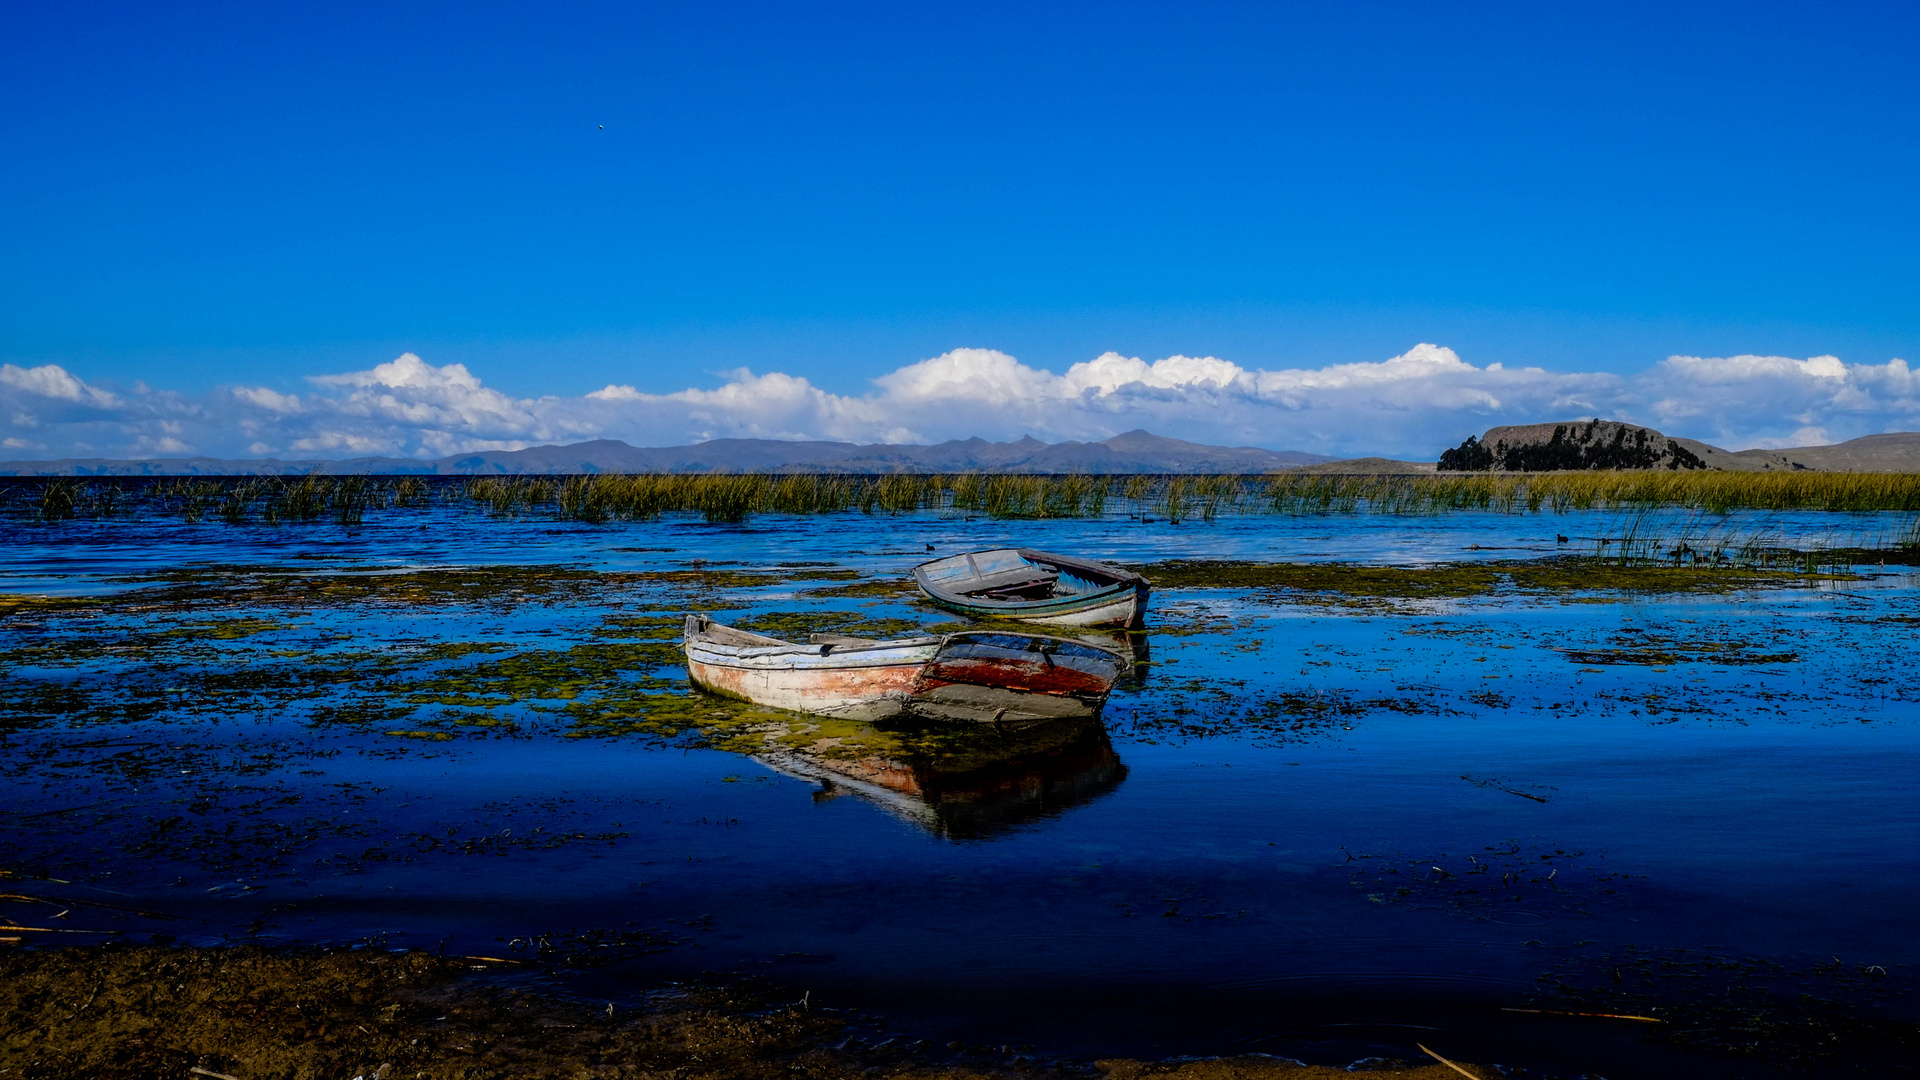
[1499,1007,1661,1023]
[0,946,1485,1080]
[1416,1044,1490,1080]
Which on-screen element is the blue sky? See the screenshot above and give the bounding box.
[2,1,1917,458]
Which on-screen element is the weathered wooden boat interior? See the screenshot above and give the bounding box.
[925,549,1114,600]
[691,618,792,648]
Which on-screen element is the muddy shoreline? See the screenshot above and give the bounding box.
[1,945,1483,1080]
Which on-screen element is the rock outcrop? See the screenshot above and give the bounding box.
[1438,420,1707,472]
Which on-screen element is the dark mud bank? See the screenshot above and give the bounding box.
[0,945,1481,1080]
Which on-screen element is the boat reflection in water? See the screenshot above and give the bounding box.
[1086,630,1150,691]
[754,716,1126,840]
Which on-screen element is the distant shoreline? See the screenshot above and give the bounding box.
[6,426,1919,476]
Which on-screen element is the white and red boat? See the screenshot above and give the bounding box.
[682,614,1125,724]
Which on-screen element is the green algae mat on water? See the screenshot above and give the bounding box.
[1131,558,1857,603]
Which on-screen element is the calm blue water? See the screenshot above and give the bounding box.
[3,504,1916,1077]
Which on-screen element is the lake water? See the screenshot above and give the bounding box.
[3,502,1916,1077]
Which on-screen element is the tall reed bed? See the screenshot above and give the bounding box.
[170,475,400,525]
[8,470,1920,533]
[0,475,441,525]
[503,472,1107,522]
[1257,471,1920,514]
[948,474,1108,519]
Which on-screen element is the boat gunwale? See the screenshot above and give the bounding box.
[684,616,943,670]
[686,649,939,672]
[683,614,1126,668]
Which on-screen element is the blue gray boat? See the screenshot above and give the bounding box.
[910,548,1150,629]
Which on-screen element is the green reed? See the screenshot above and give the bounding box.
[11,471,1920,538]
[0,475,432,526]
[36,478,80,522]
[1254,472,1920,515]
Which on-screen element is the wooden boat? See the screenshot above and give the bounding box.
[911,548,1150,629]
[682,614,1126,723]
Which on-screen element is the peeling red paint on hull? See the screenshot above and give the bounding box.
[908,633,1125,722]
[920,658,1116,697]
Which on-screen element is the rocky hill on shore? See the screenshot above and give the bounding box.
[1436,420,1920,472]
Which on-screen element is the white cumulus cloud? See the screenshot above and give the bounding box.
[1,363,122,408]
[1639,353,1920,449]
[1,345,1915,462]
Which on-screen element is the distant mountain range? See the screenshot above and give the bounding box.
[10,425,1920,477]
[0,430,1335,476]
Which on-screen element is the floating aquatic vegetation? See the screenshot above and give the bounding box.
[563,687,775,742]
[154,617,289,641]
[1109,675,1453,746]
[81,563,811,612]
[800,576,920,599]
[1131,558,1855,605]
[1554,638,1799,667]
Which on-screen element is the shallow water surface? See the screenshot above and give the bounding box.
[3,507,1916,1077]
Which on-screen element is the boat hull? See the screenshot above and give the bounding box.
[683,615,940,722]
[682,615,1125,724]
[910,632,1125,723]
